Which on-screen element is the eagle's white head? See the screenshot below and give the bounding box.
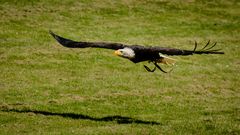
[114,47,135,59]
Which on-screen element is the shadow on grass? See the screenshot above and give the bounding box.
[1,108,161,125]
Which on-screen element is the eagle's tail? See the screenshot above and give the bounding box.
[158,53,177,65]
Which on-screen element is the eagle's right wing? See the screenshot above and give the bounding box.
[148,41,224,56]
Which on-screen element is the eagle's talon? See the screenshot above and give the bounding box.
[153,62,174,73]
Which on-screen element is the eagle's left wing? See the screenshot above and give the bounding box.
[50,31,127,50]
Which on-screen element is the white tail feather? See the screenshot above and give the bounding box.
[158,53,176,65]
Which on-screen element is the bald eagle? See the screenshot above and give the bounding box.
[50,31,224,73]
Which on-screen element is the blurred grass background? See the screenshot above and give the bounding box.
[0,0,239,134]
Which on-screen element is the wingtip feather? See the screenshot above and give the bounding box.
[49,30,59,40]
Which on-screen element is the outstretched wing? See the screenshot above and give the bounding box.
[50,31,126,50]
[143,40,224,55]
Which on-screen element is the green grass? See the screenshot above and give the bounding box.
[0,0,239,134]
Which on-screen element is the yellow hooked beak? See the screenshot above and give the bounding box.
[114,50,122,56]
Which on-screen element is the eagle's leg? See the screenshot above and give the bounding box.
[153,62,168,73]
[144,65,156,72]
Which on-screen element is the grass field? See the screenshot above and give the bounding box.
[0,0,240,134]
